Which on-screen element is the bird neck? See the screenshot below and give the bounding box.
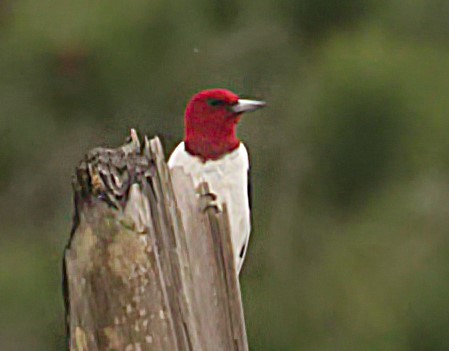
[184,119,240,161]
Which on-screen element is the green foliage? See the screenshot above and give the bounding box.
[1,1,448,350]
[278,0,380,41]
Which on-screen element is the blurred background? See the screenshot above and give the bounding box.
[1,0,449,350]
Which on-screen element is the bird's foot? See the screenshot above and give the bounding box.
[198,192,221,213]
[197,182,221,213]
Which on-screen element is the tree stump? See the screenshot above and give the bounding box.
[63,131,248,351]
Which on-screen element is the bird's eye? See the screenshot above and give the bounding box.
[207,99,226,107]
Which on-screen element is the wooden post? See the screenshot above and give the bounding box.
[63,132,248,351]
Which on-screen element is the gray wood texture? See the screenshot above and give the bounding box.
[64,132,248,351]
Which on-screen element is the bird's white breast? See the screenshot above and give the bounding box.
[168,142,251,272]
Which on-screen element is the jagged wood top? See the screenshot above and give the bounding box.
[72,130,155,212]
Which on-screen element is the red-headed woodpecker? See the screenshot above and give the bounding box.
[168,89,265,273]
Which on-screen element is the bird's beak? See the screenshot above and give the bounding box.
[231,99,266,114]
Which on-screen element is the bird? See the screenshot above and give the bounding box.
[168,88,265,274]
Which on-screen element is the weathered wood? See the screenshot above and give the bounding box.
[64,131,248,351]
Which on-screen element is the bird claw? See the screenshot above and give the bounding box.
[199,192,221,213]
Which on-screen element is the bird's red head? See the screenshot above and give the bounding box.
[184,88,265,161]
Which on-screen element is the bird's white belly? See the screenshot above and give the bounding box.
[168,143,251,271]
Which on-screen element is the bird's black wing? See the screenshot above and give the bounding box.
[237,156,252,273]
[246,145,253,217]
[247,167,252,222]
